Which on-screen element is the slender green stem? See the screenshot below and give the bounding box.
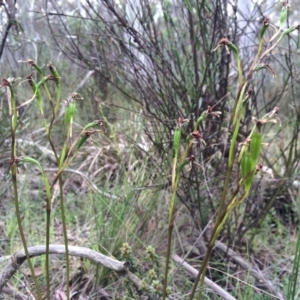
[30,63,54,300]
[189,15,293,300]
[162,188,177,300]
[163,127,181,300]
[190,73,248,300]
[47,63,70,300]
[11,167,43,299]
[20,157,52,300]
[9,84,42,299]
[58,176,70,299]
[31,61,53,105]
[287,222,300,299]
[163,161,189,299]
[44,176,51,300]
[188,162,233,299]
[194,189,246,300]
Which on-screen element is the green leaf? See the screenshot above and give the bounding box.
[20,157,42,170]
[253,63,276,77]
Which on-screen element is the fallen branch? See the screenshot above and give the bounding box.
[0,244,140,293]
[172,254,237,300]
[1,283,28,300]
[215,240,284,300]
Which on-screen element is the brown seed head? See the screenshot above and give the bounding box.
[263,17,270,25]
[205,106,222,118]
[247,88,254,98]
[71,92,83,101]
[188,155,195,162]
[177,116,189,126]
[218,38,231,45]
[10,158,20,167]
[0,78,10,87]
[256,163,263,173]
[83,130,98,137]
[177,117,184,124]
[26,73,34,80]
[97,120,105,126]
[191,131,203,140]
[26,59,35,67]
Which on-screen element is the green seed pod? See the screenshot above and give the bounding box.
[195,114,205,128]
[28,77,44,114]
[279,6,287,29]
[241,152,254,192]
[65,101,76,125]
[65,113,71,126]
[47,63,60,84]
[250,131,263,165]
[173,128,181,156]
[241,152,252,180]
[69,101,76,117]
[11,113,17,131]
[59,143,68,167]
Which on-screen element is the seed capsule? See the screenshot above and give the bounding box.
[250,131,263,165]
